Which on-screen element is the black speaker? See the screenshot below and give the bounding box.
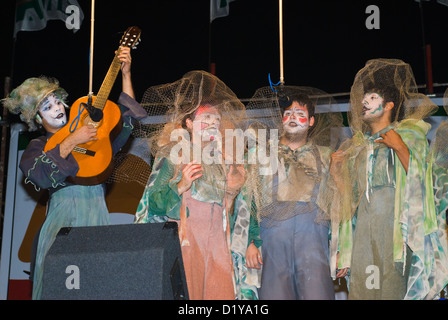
[41,222,188,300]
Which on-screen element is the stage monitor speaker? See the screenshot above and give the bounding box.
[41,222,188,300]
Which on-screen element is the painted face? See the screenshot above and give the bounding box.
[361,92,385,122]
[191,105,221,141]
[38,94,67,131]
[282,102,312,134]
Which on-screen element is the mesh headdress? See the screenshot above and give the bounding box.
[318,58,438,223]
[127,71,249,200]
[429,88,448,170]
[349,58,436,134]
[244,85,344,226]
[138,70,247,159]
[245,85,345,147]
[2,77,68,131]
[106,70,248,189]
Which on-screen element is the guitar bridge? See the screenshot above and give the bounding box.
[73,146,96,157]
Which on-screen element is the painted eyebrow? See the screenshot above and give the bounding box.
[197,114,221,120]
[284,109,307,114]
[198,112,220,116]
[39,100,52,110]
[198,114,220,119]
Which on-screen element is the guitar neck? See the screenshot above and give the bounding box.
[93,52,122,110]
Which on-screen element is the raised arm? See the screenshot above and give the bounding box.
[117,46,135,99]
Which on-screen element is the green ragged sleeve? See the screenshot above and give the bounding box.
[394,119,448,299]
[393,120,435,262]
[135,156,183,223]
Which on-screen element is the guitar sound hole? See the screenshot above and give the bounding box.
[82,113,102,128]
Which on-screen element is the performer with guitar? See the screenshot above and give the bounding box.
[3,38,146,299]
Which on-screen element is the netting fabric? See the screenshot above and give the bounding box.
[429,88,448,260]
[244,85,345,226]
[125,70,249,198]
[318,58,438,223]
[429,88,448,170]
[348,58,436,134]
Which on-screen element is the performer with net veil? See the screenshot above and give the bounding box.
[244,85,344,300]
[134,70,262,300]
[321,58,448,299]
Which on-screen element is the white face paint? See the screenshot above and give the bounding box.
[361,92,385,122]
[282,102,312,135]
[38,94,67,131]
[190,106,221,141]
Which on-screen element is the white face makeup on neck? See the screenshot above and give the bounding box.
[282,101,314,135]
[187,105,222,142]
[361,92,386,122]
[38,94,67,132]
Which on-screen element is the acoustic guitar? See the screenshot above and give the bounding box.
[44,26,142,185]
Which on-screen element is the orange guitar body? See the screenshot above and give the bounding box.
[43,26,141,186]
[44,96,123,185]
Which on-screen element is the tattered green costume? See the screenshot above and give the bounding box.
[135,152,262,300]
[18,93,146,300]
[334,120,448,299]
[428,114,448,298]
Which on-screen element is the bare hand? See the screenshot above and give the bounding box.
[65,125,98,145]
[59,125,98,158]
[245,243,263,269]
[177,161,202,195]
[335,251,349,278]
[116,46,132,75]
[374,129,405,150]
[336,267,349,278]
[226,164,247,197]
[375,129,410,173]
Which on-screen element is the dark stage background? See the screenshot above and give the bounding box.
[0,0,448,302]
[1,0,448,104]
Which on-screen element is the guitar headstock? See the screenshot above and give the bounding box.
[119,26,142,50]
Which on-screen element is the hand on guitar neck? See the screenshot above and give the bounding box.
[59,47,133,160]
[116,46,135,99]
[43,26,142,185]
